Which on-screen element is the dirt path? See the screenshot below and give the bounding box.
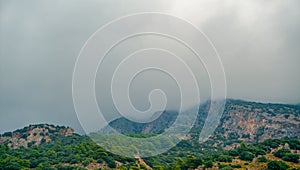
[134,154,152,170]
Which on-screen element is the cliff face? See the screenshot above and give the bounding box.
[0,124,73,149]
[204,100,300,148]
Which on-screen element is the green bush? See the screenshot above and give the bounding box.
[220,166,234,170]
[287,140,300,150]
[231,164,242,168]
[274,149,291,158]
[257,156,268,162]
[2,132,12,137]
[228,150,239,157]
[82,158,92,167]
[104,157,116,168]
[185,156,203,168]
[153,165,164,170]
[205,160,213,168]
[219,164,238,170]
[217,155,233,162]
[262,139,282,148]
[239,151,254,161]
[267,160,289,170]
[282,153,299,163]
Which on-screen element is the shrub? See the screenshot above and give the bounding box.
[185,156,203,168]
[257,156,268,162]
[218,155,233,162]
[153,165,164,170]
[27,141,35,147]
[262,139,282,148]
[2,132,12,137]
[287,140,300,150]
[267,160,289,170]
[41,138,46,144]
[231,164,242,168]
[21,133,28,139]
[82,158,93,167]
[239,151,254,161]
[82,160,90,167]
[274,149,291,158]
[105,157,116,168]
[228,150,239,157]
[282,153,299,163]
[219,164,239,170]
[220,166,234,170]
[205,160,213,168]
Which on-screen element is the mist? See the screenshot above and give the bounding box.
[1,0,300,134]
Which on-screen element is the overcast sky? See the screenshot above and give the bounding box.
[1,0,300,134]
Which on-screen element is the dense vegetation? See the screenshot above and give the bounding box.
[0,131,299,170]
[0,134,135,170]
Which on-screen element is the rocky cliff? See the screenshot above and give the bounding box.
[208,100,300,149]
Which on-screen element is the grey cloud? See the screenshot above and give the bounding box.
[0,0,299,133]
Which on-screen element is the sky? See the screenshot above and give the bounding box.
[0,0,300,134]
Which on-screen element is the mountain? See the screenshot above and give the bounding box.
[0,123,300,169]
[0,124,73,149]
[0,99,299,169]
[99,110,178,134]
[102,99,300,148]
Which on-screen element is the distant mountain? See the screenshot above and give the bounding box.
[100,110,178,134]
[101,99,300,148]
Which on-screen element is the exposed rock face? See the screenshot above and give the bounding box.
[0,124,74,149]
[205,100,300,148]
